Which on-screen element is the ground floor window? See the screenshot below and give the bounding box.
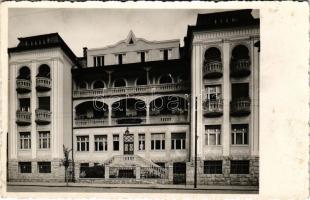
[79,163,89,178]
[38,162,51,173]
[77,136,89,151]
[19,162,31,173]
[231,124,248,145]
[230,160,250,174]
[155,162,166,168]
[113,134,119,151]
[171,132,186,150]
[204,160,222,174]
[94,135,107,151]
[19,132,31,149]
[151,133,165,150]
[205,125,221,145]
[138,133,145,150]
[38,131,50,149]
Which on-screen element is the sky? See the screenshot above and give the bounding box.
[8,8,258,57]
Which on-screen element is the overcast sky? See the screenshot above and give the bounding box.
[9,8,258,57]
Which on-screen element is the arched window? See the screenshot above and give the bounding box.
[37,64,50,78]
[136,77,147,86]
[204,47,221,62]
[159,74,173,84]
[93,80,105,89]
[114,79,126,87]
[18,66,31,80]
[232,45,250,60]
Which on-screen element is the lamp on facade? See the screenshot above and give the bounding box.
[125,127,129,135]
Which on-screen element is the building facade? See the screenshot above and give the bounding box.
[8,10,260,186]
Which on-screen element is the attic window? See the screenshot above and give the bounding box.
[129,38,134,44]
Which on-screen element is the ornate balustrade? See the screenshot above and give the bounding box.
[36,77,51,91]
[16,79,31,93]
[16,110,31,125]
[230,97,251,116]
[203,60,223,79]
[231,59,251,77]
[203,99,223,117]
[35,109,51,125]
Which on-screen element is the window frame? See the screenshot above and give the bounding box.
[94,135,108,152]
[230,160,250,174]
[151,133,165,150]
[205,85,222,101]
[38,131,50,149]
[19,132,31,149]
[138,133,145,151]
[113,134,120,151]
[205,125,221,146]
[76,136,89,152]
[19,162,32,173]
[204,160,223,174]
[171,132,186,150]
[38,162,51,173]
[231,124,249,145]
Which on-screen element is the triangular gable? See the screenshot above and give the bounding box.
[126,30,137,45]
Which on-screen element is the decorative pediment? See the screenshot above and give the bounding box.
[125,30,137,45]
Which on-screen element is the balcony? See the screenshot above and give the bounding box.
[74,118,107,127]
[203,60,223,79]
[230,98,251,116]
[149,114,189,124]
[112,116,146,125]
[16,79,31,94]
[203,99,223,117]
[73,83,189,98]
[36,77,51,92]
[35,109,51,125]
[16,110,31,126]
[231,59,251,77]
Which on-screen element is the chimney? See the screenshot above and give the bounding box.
[83,47,88,58]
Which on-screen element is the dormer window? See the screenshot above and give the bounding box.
[93,56,104,67]
[161,49,171,61]
[116,54,125,65]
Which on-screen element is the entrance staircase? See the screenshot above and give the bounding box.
[104,155,168,178]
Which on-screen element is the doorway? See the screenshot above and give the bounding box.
[123,134,134,155]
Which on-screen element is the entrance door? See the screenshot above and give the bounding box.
[123,134,134,155]
[173,162,186,184]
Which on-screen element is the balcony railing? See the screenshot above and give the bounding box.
[203,99,223,117]
[35,109,51,125]
[203,60,223,79]
[231,59,251,77]
[112,116,147,125]
[16,79,31,94]
[230,97,251,116]
[16,110,31,126]
[36,77,51,92]
[149,114,189,124]
[73,83,189,98]
[74,118,107,127]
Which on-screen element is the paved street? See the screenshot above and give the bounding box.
[7,185,258,194]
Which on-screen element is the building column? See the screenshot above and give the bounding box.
[108,104,112,126]
[136,166,141,180]
[222,40,231,156]
[146,104,150,124]
[165,131,171,160]
[105,166,109,180]
[107,71,113,88]
[31,61,37,159]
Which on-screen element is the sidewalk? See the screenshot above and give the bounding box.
[7,181,259,191]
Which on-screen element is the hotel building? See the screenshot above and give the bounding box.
[7,9,259,186]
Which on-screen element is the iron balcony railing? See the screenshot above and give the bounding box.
[203,99,223,117]
[231,59,251,77]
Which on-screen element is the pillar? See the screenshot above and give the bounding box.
[105,166,109,180]
[136,166,141,180]
[222,40,231,156]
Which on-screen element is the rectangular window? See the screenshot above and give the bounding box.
[151,133,165,150]
[204,161,222,174]
[19,132,31,149]
[19,98,30,111]
[205,85,222,100]
[205,125,221,145]
[80,163,89,177]
[231,124,249,145]
[231,83,249,99]
[38,131,50,149]
[38,162,51,173]
[138,133,145,151]
[171,132,186,150]
[19,162,31,173]
[163,49,169,60]
[230,160,250,174]
[118,54,123,65]
[76,136,89,151]
[38,96,50,111]
[94,135,107,151]
[94,56,104,67]
[140,52,145,62]
[113,134,119,151]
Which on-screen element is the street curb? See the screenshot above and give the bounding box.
[7,183,259,191]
